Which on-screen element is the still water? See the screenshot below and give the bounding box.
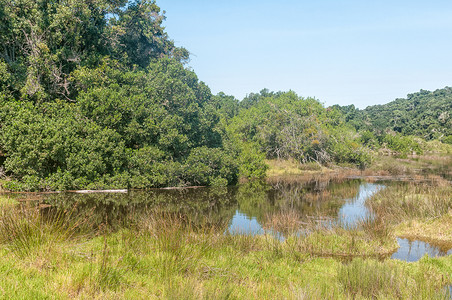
[391,238,452,262]
[228,183,383,235]
[40,178,450,262]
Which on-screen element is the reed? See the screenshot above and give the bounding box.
[368,183,452,221]
[359,215,392,242]
[263,210,303,236]
[338,258,450,299]
[0,203,94,257]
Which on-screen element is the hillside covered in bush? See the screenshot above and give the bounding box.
[334,87,452,144]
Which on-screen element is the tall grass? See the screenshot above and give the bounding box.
[365,153,452,179]
[0,203,94,257]
[260,207,397,259]
[366,182,452,252]
[359,215,392,243]
[368,183,452,221]
[338,258,450,299]
[263,210,304,236]
[96,236,127,291]
[0,194,18,206]
[163,279,235,300]
[132,210,220,278]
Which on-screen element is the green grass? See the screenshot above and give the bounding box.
[0,194,17,206]
[0,205,450,299]
[0,203,95,257]
[338,258,449,299]
[368,184,451,223]
[366,153,452,178]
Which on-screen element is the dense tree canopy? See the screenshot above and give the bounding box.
[227,90,371,168]
[0,0,187,102]
[334,87,452,144]
[0,0,237,191]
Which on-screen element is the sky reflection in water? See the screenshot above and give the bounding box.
[42,179,451,262]
[228,183,383,235]
[391,238,452,262]
[227,182,451,262]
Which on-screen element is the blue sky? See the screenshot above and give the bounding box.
[157,0,452,108]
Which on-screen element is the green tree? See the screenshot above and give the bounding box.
[227,90,370,167]
[0,0,240,191]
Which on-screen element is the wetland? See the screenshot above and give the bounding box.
[0,166,451,299]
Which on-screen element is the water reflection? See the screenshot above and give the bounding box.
[38,178,451,262]
[43,187,239,229]
[237,179,364,229]
[391,238,452,262]
[338,184,383,228]
[229,183,384,238]
[41,179,366,232]
[228,211,264,235]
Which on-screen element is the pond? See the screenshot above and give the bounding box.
[25,177,451,262]
[228,182,383,235]
[391,238,452,262]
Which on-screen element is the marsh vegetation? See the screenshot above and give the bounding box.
[0,166,451,299]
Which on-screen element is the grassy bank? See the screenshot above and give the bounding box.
[367,183,452,252]
[266,153,452,183]
[0,201,450,299]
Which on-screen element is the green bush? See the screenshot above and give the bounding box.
[0,100,128,191]
[443,135,452,145]
[383,134,423,157]
[227,91,372,168]
[237,142,268,179]
[0,0,241,191]
[183,146,238,186]
[359,130,378,149]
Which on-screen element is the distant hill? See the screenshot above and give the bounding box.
[333,87,452,143]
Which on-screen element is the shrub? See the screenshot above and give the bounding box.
[183,146,238,186]
[382,134,423,157]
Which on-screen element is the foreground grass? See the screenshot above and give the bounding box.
[0,203,450,299]
[0,194,17,206]
[1,236,449,299]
